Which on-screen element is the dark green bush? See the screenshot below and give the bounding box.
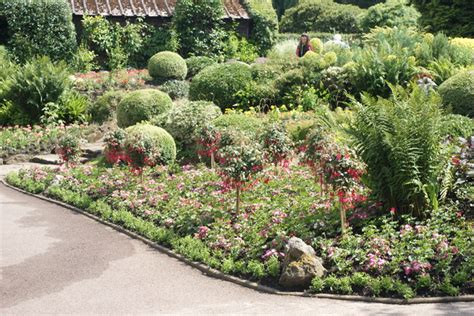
[189,62,252,109]
[88,90,126,124]
[125,124,177,165]
[116,89,173,128]
[130,24,179,68]
[173,0,226,57]
[3,56,71,123]
[160,80,190,100]
[438,71,474,118]
[243,0,279,55]
[185,56,216,79]
[336,0,385,8]
[280,0,365,34]
[0,0,76,63]
[148,51,187,83]
[360,0,421,32]
[410,0,474,37]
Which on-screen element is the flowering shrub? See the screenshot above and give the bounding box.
[196,124,221,168]
[56,133,82,166]
[103,129,127,164]
[260,123,293,169]
[217,144,264,212]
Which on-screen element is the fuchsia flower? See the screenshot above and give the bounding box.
[195,226,209,239]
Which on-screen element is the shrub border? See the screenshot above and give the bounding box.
[2,179,473,305]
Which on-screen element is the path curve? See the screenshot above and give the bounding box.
[1,182,473,315]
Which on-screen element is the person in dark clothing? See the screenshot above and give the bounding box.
[296,33,313,57]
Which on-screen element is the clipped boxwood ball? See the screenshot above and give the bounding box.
[185,56,216,79]
[438,70,474,118]
[148,51,187,82]
[189,62,252,109]
[125,124,176,165]
[117,89,172,128]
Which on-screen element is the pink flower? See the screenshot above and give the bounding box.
[195,226,209,239]
[404,266,413,275]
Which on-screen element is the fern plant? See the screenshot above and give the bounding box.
[348,85,444,218]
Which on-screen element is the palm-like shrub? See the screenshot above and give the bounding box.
[349,86,443,218]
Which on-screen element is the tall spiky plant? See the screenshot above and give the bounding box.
[348,85,443,218]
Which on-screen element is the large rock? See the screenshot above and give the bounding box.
[279,237,326,288]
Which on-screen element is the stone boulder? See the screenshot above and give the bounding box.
[279,237,326,288]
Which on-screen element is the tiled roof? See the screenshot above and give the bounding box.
[70,0,250,19]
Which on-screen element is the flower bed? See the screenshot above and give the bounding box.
[0,124,92,160]
[6,164,473,299]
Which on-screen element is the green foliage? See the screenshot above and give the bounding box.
[81,15,146,70]
[173,0,226,58]
[0,0,76,63]
[125,124,177,165]
[223,32,259,63]
[160,100,222,155]
[439,114,474,139]
[159,80,190,100]
[71,45,97,73]
[2,56,71,123]
[130,24,179,68]
[243,0,279,55]
[335,0,385,8]
[212,113,263,139]
[272,0,299,18]
[116,89,173,128]
[185,56,217,79]
[88,90,126,124]
[148,51,187,83]
[438,71,474,118]
[349,86,443,218]
[280,0,365,34]
[409,0,474,37]
[360,0,421,32]
[189,62,252,109]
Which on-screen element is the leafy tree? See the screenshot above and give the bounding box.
[409,0,474,37]
[173,0,226,58]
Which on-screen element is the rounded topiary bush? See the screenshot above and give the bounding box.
[163,100,222,146]
[185,56,216,78]
[189,62,252,109]
[116,89,173,128]
[438,70,474,118]
[148,51,187,82]
[125,124,176,165]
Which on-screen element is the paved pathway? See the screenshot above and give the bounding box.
[1,179,473,315]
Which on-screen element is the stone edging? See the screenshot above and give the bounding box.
[2,179,474,305]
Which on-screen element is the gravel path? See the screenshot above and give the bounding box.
[0,172,473,315]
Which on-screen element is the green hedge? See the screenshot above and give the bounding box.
[189,62,252,109]
[410,0,474,37]
[243,0,279,55]
[117,89,173,128]
[360,0,420,32]
[0,0,76,62]
[280,0,365,34]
